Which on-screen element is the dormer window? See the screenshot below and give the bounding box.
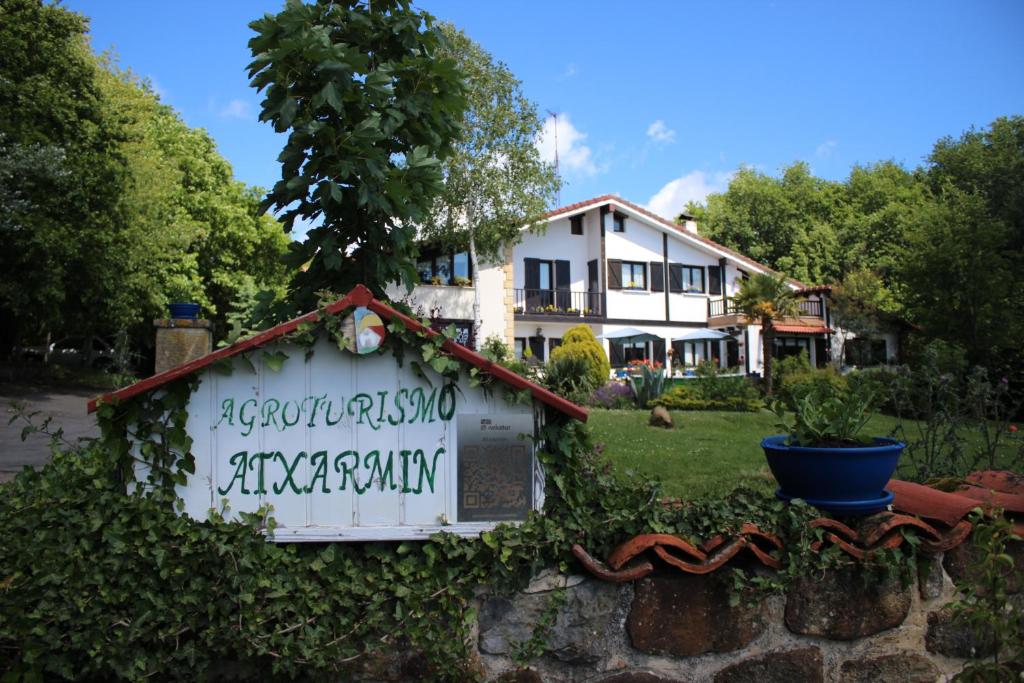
[570,214,584,235]
[612,213,626,233]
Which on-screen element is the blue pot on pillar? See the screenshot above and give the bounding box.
[168,302,201,320]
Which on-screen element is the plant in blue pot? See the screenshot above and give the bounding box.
[762,383,905,516]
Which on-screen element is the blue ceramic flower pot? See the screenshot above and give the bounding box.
[168,302,200,320]
[761,435,905,516]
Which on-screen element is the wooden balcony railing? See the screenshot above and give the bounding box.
[708,297,823,318]
[513,289,603,317]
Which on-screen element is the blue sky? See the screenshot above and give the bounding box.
[69,0,1024,223]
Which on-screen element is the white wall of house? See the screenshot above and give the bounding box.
[513,216,590,294]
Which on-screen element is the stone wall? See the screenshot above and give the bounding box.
[471,542,1015,682]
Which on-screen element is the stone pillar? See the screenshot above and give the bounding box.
[154,318,212,374]
[502,244,515,346]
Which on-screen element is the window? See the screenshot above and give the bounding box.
[453,252,470,281]
[610,341,647,367]
[538,260,553,290]
[773,336,811,360]
[621,261,646,290]
[570,215,584,235]
[418,249,471,285]
[513,338,526,360]
[845,338,888,367]
[612,213,625,232]
[549,338,562,353]
[682,266,705,293]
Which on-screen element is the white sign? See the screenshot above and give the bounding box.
[152,335,541,541]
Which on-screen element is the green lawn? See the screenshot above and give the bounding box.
[588,408,920,501]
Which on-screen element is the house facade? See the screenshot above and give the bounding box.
[391,194,886,376]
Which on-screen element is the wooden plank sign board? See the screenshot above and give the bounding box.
[143,334,543,541]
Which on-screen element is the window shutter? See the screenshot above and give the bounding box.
[524,258,540,290]
[709,266,722,296]
[668,264,684,293]
[650,262,665,292]
[555,260,571,308]
[652,339,666,367]
[607,259,623,290]
[609,341,624,367]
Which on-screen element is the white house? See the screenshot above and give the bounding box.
[390,194,893,376]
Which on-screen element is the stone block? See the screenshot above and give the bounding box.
[925,605,996,659]
[917,552,946,601]
[649,406,673,429]
[838,653,940,683]
[713,647,823,683]
[785,567,911,640]
[478,579,623,664]
[944,536,1024,594]
[596,674,684,683]
[627,573,766,657]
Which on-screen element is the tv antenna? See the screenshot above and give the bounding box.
[547,110,560,205]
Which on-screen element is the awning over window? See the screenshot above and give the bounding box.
[773,325,832,334]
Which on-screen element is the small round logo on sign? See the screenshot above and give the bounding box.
[353,307,386,354]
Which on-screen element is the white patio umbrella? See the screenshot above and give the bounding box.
[670,329,734,342]
[596,327,664,344]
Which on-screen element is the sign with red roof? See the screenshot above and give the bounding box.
[90,285,586,541]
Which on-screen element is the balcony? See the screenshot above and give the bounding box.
[513,289,603,318]
[708,297,824,321]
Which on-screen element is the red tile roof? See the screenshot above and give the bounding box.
[87,285,588,422]
[542,194,809,289]
[773,324,832,335]
[573,471,1022,581]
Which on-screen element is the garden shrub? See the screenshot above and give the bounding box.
[549,324,610,389]
[693,361,760,402]
[543,353,598,404]
[649,390,763,412]
[773,352,847,406]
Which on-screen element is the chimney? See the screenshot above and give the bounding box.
[154,315,212,374]
[682,219,699,235]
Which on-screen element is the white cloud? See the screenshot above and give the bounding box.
[646,119,676,144]
[535,112,600,177]
[816,139,837,158]
[219,99,252,120]
[646,170,733,219]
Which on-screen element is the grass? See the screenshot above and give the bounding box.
[587,408,1012,501]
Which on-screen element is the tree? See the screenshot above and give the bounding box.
[732,274,799,396]
[685,163,845,285]
[911,116,1024,367]
[549,324,610,389]
[0,0,130,349]
[247,0,467,313]
[98,66,292,337]
[419,23,559,348]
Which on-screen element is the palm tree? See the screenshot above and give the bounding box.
[732,273,799,396]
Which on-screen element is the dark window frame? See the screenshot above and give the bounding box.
[612,212,626,233]
[569,214,584,235]
[680,265,705,294]
[621,261,647,290]
[417,248,473,286]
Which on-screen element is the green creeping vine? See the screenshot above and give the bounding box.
[1,296,926,681]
